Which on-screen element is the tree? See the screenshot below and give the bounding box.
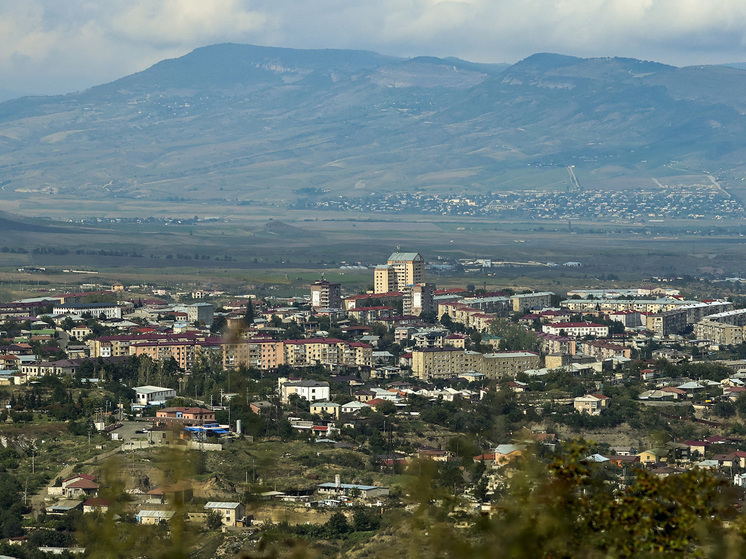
[206,510,223,530]
[714,400,736,418]
[325,511,351,537]
[244,300,255,326]
[736,393,746,417]
[352,507,380,531]
[377,400,396,415]
[210,315,227,334]
[490,319,539,352]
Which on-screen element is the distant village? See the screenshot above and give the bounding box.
[299,183,744,221]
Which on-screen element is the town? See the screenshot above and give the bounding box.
[1,251,746,556]
[299,182,745,222]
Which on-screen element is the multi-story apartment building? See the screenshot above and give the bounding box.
[411,348,540,380]
[461,295,512,316]
[344,292,404,311]
[222,338,285,370]
[579,340,631,359]
[130,337,222,371]
[607,310,643,328]
[89,332,223,370]
[224,338,372,371]
[311,280,342,310]
[374,252,425,293]
[694,321,746,346]
[437,302,499,332]
[646,308,688,337]
[480,351,541,378]
[53,303,123,320]
[347,306,394,325]
[561,298,730,317]
[411,347,468,379]
[694,309,746,345]
[402,283,435,316]
[536,332,576,355]
[186,303,215,326]
[542,322,609,338]
[697,308,746,327]
[510,292,554,313]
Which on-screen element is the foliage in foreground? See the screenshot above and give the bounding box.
[244,444,746,559]
[406,445,744,559]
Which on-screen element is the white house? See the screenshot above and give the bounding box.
[280,380,330,404]
[134,385,177,406]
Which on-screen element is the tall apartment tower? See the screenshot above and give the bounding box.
[403,283,435,316]
[374,252,425,293]
[311,280,342,310]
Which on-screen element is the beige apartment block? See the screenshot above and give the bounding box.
[374,252,425,293]
[412,348,539,380]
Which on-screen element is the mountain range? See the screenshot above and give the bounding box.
[1,43,746,208]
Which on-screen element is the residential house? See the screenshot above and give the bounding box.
[317,475,389,499]
[638,448,668,464]
[83,498,110,514]
[310,401,341,419]
[493,444,526,466]
[136,510,176,524]
[280,379,330,404]
[573,394,610,415]
[204,502,246,527]
[684,440,709,457]
[155,407,215,426]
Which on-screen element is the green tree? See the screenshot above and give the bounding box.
[714,400,736,418]
[490,319,539,351]
[244,300,255,326]
[352,507,380,531]
[206,510,223,530]
[325,511,351,537]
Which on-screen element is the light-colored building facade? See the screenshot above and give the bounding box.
[510,292,554,313]
[411,348,539,380]
[204,502,246,527]
[280,380,330,404]
[53,303,123,320]
[574,394,609,415]
[542,322,609,338]
[374,252,425,294]
[134,386,177,405]
[187,303,214,326]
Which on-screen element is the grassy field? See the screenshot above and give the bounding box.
[0,203,745,299]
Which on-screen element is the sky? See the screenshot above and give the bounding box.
[3,0,746,97]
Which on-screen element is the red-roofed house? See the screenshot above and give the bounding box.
[155,407,215,426]
[365,398,389,410]
[83,498,110,514]
[65,478,99,498]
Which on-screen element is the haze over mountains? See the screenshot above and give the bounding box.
[2,43,746,209]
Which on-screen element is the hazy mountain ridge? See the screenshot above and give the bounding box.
[0,44,745,205]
